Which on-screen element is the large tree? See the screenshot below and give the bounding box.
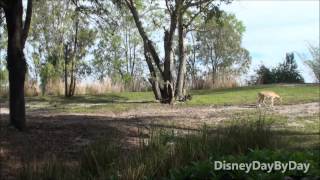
[175,0,227,99]
[92,8,145,91]
[30,0,69,95]
[197,12,251,86]
[0,0,33,130]
[30,0,95,97]
[117,0,229,103]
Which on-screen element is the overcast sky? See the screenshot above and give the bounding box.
[221,0,319,82]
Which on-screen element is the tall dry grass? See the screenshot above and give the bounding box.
[1,78,148,97]
[0,84,8,97]
[79,79,125,95]
[1,79,40,97]
[43,79,64,96]
[25,79,40,97]
[191,71,239,89]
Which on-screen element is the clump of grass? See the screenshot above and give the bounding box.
[19,158,75,180]
[211,113,281,155]
[81,79,125,95]
[79,141,122,178]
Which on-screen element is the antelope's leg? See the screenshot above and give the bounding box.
[262,96,268,106]
[257,95,262,107]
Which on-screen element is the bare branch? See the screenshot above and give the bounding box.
[185,0,212,7]
[165,0,173,15]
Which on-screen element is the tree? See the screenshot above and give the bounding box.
[30,0,69,95]
[186,31,199,89]
[64,4,96,97]
[0,0,33,130]
[30,0,95,97]
[255,65,274,84]
[121,0,177,103]
[197,12,251,87]
[92,9,145,91]
[273,53,304,83]
[116,0,230,103]
[303,44,320,82]
[254,53,304,85]
[175,1,214,100]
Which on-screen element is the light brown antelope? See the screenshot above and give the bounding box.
[257,91,282,108]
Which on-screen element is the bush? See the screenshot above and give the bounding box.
[254,53,304,84]
[255,65,275,84]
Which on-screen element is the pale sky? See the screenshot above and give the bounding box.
[221,0,320,82]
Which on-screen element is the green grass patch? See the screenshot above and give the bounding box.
[188,84,319,106]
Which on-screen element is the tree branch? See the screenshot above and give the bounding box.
[21,0,32,47]
[165,0,173,15]
[185,0,212,7]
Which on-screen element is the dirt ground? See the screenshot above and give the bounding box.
[0,102,319,179]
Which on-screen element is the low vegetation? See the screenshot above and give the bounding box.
[18,113,320,180]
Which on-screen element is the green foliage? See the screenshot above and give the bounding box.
[255,53,304,84]
[197,11,251,78]
[39,63,58,94]
[255,65,275,84]
[29,0,96,95]
[273,53,304,83]
[92,9,145,90]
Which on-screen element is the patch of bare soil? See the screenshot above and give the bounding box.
[274,102,319,117]
[0,102,319,179]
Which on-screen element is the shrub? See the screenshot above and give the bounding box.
[254,53,304,84]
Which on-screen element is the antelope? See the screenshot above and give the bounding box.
[257,91,282,108]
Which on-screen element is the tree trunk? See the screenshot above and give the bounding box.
[71,77,76,96]
[125,1,178,104]
[176,11,187,100]
[67,14,79,97]
[212,67,216,86]
[4,0,30,130]
[68,61,74,96]
[144,49,162,100]
[64,44,69,97]
[7,44,26,131]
